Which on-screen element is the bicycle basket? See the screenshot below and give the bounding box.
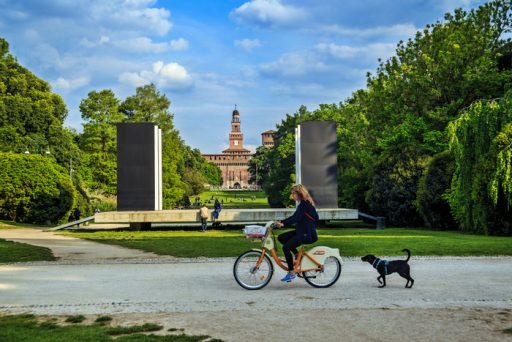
[243,225,267,239]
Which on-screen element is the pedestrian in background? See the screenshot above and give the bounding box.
[199,204,209,232]
[212,199,222,227]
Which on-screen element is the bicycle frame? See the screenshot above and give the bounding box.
[253,226,323,273]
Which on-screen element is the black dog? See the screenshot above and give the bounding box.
[361,249,414,288]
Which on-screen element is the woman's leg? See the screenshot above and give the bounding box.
[278,230,299,258]
[283,237,300,271]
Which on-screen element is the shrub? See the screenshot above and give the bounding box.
[416,151,457,230]
[0,152,76,224]
[366,154,426,226]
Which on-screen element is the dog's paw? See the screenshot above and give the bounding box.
[378,285,386,288]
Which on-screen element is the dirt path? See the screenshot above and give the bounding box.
[107,308,512,342]
[0,228,170,261]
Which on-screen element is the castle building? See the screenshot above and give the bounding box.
[261,130,275,148]
[202,108,254,189]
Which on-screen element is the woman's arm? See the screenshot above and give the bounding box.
[281,202,305,227]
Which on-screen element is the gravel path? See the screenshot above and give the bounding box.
[1,228,511,341]
[1,258,511,314]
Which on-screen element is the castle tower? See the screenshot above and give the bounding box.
[228,106,244,150]
[202,106,254,189]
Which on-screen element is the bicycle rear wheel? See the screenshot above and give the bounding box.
[303,256,341,288]
[233,250,273,290]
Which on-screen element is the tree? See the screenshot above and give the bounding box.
[416,151,457,230]
[0,37,80,167]
[448,92,512,235]
[120,84,186,207]
[181,146,222,189]
[248,146,271,187]
[78,89,122,195]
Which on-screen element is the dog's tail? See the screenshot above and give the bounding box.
[402,249,411,262]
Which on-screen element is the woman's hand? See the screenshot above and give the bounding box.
[274,221,284,228]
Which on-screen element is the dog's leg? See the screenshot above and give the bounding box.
[398,269,414,288]
[378,275,386,288]
[377,275,383,285]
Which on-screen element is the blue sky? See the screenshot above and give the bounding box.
[0,0,486,153]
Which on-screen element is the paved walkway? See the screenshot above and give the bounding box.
[0,228,166,261]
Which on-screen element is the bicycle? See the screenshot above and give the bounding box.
[233,221,343,290]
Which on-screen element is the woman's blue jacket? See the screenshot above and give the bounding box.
[281,200,319,244]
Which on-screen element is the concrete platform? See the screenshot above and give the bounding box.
[94,208,358,224]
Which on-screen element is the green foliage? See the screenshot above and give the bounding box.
[78,89,122,195]
[416,151,457,229]
[254,1,512,233]
[0,37,80,168]
[121,84,186,207]
[448,92,512,235]
[181,146,222,192]
[0,152,76,224]
[254,107,309,207]
[366,153,427,226]
[248,146,271,187]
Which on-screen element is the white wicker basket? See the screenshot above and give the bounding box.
[243,225,267,239]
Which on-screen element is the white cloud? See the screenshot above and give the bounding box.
[52,76,90,92]
[315,43,361,59]
[119,61,193,90]
[231,0,308,27]
[260,52,327,77]
[80,35,110,48]
[319,23,419,38]
[234,38,262,51]
[111,37,189,53]
[108,4,172,36]
[316,42,396,61]
[170,38,189,51]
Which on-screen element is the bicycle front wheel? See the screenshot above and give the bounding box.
[303,256,342,288]
[233,250,273,290]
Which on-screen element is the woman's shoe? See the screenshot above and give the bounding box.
[280,272,296,282]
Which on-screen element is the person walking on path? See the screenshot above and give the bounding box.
[275,184,319,282]
[73,208,81,227]
[212,199,222,227]
[199,204,209,232]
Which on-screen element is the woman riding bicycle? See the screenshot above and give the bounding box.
[275,184,319,282]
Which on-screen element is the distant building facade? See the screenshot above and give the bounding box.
[261,130,275,148]
[202,108,253,189]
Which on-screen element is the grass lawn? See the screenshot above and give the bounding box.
[62,227,512,258]
[194,190,269,208]
[0,239,56,263]
[0,221,56,263]
[0,314,222,342]
[0,220,50,229]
